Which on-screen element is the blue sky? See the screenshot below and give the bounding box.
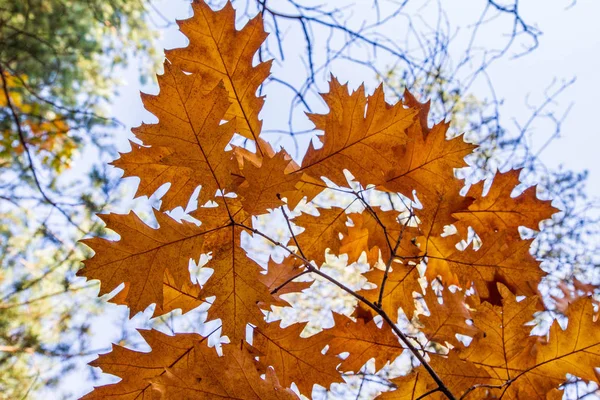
[72,0,600,397]
[112,0,600,195]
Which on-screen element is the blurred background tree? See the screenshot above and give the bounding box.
[1,0,598,399]
[0,1,160,398]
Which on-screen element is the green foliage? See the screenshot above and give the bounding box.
[0,0,159,397]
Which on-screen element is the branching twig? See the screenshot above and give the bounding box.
[236,221,457,400]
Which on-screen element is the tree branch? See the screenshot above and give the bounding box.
[236,221,457,400]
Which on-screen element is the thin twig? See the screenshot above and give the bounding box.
[270,270,311,295]
[0,66,87,235]
[236,221,457,400]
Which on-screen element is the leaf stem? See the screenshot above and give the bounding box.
[270,270,311,295]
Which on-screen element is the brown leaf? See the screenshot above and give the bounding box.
[455,284,542,397]
[299,77,417,188]
[424,233,544,300]
[340,212,381,265]
[418,289,477,348]
[294,206,349,265]
[402,88,431,135]
[259,256,313,307]
[166,0,271,142]
[200,225,275,342]
[326,313,404,372]
[381,353,491,399]
[111,143,191,207]
[78,210,209,315]
[82,330,205,399]
[284,173,328,210]
[237,150,301,215]
[253,322,343,395]
[456,293,600,399]
[342,208,420,265]
[382,121,475,208]
[511,297,600,398]
[152,343,298,399]
[82,329,296,400]
[360,263,423,320]
[115,64,242,208]
[162,269,206,316]
[112,271,207,317]
[454,169,559,240]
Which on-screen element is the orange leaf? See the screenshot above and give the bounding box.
[195,221,274,342]
[294,206,349,265]
[342,208,420,265]
[259,256,313,307]
[326,313,404,372]
[166,0,271,143]
[78,210,209,315]
[360,263,423,320]
[252,322,343,395]
[455,285,541,396]
[418,289,477,348]
[423,233,544,300]
[454,169,559,240]
[83,330,296,400]
[299,77,417,188]
[382,121,475,208]
[152,343,298,399]
[115,64,242,208]
[381,353,491,399]
[237,150,301,215]
[82,330,205,399]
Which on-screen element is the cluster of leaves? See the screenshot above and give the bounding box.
[79,2,600,399]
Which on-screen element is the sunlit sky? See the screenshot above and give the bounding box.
[71,0,600,397]
[111,0,600,193]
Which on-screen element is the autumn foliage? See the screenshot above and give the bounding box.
[78,1,600,399]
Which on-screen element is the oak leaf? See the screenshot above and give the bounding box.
[152,344,298,399]
[252,322,343,395]
[453,169,559,241]
[455,284,543,398]
[111,271,206,316]
[166,0,270,142]
[382,121,475,210]
[78,210,207,315]
[294,206,349,265]
[342,208,419,265]
[237,150,301,215]
[360,262,423,320]
[82,330,206,399]
[198,225,275,342]
[382,353,491,399]
[340,212,381,265]
[115,64,242,209]
[417,289,477,348]
[299,78,417,188]
[83,330,296,400]
[482,296,600,399]
[402,88,431,135]
[423,233,544,300]
[326,312,404,372]
[259,256,313,307]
